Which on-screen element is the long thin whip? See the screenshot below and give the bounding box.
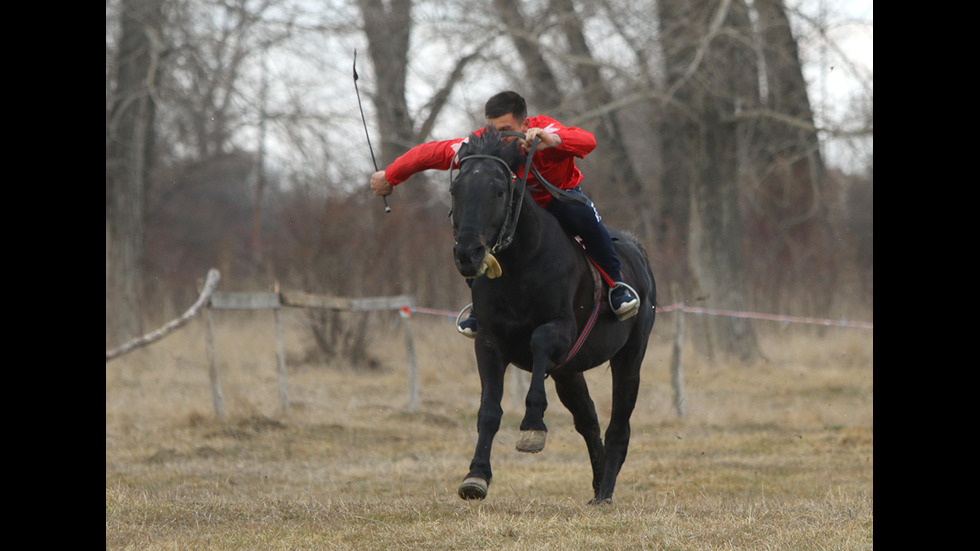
[353,49,391,213]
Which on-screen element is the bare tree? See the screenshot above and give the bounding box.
[658,0,761,363]
[358,0,415,164]
[359,0,488,159]
[163,0,295,159]
[492,0,563,112]
[106,0,165,347]
[551,0,644,202]
[105,0,870,356]
[746,0,835,313]
[144,0,353,294]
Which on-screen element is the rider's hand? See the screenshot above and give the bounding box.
[522,128,562,152]
[370,170,392,196]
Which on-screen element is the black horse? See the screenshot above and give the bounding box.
[450,126,656,504]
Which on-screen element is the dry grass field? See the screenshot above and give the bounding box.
[106,310,873,550]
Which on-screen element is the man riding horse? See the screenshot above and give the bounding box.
[369,91,639,334]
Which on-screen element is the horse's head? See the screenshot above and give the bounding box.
[450,126,526,278]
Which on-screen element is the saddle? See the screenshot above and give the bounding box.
[574,236,610,308]
[573,235,640,321]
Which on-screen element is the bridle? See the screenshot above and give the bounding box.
[451,131,592,254]
[451,131,539,254]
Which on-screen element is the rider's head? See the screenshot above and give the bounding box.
[485,91,528,143]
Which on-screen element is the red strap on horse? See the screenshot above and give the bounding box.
[548,299,601,376]
[548,241,615,376]
[574,238,617,288]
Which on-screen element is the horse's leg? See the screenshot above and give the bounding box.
[552,372,605,499]
[594,332,649,504]
[516,322,571,453]
[458,343,508,500]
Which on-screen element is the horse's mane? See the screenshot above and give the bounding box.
[459,125,526,176]
[462,125,505,158]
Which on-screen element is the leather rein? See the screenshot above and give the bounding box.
[452,131,590,254]
[451,131,608,372]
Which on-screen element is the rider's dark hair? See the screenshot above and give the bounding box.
[485,91,527,121]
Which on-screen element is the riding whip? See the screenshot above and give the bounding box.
[353,49,391,213]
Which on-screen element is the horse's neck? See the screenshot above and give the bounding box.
[501,195,571,269]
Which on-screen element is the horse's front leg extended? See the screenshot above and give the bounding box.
[516,322,571,453]
[459,343,507,500]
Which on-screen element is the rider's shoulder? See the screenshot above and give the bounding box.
[527,114,561,128]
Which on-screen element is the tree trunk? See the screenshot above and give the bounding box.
[552,0,643,199]
[755,0,824,174]
[750,0,835,313]
[689,108,760,364]
[359,0,415,165]
[106,0,164,347]
[492,0,563,112]
[658,0,761,364]
[654,0,697,285]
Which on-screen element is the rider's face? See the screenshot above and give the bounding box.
[486,113,527,144]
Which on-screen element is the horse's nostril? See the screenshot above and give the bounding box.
[455,245,483,265]
[453,241,487,278]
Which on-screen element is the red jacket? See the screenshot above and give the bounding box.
[384,115,596,207]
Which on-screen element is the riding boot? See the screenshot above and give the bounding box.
[457,304,477,338]
[457,279,478,338]
[610,283,639,319]
[545,190,639,319]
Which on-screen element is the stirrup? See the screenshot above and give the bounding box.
[609,282,640,321]
[456,303,477,338]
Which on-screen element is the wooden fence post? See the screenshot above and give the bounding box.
[108,272,425,418]
[208,292,283,417]
[670,306,686,418]
[401,309,420,412]
[203,290,416,417]
[274,307,289,413]
[206,307,226,418]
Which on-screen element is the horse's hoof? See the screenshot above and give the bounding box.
[458,477,488,500]
[516,430,547,453]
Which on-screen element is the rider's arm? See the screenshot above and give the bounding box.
[385,138,466,185]
[527,116,596,158]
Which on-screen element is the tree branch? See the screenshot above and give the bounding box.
[106,269,221,362]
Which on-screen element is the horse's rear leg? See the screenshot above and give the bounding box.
[459,346,508,500]
[594,342,647,503]
[553,372,605,498]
